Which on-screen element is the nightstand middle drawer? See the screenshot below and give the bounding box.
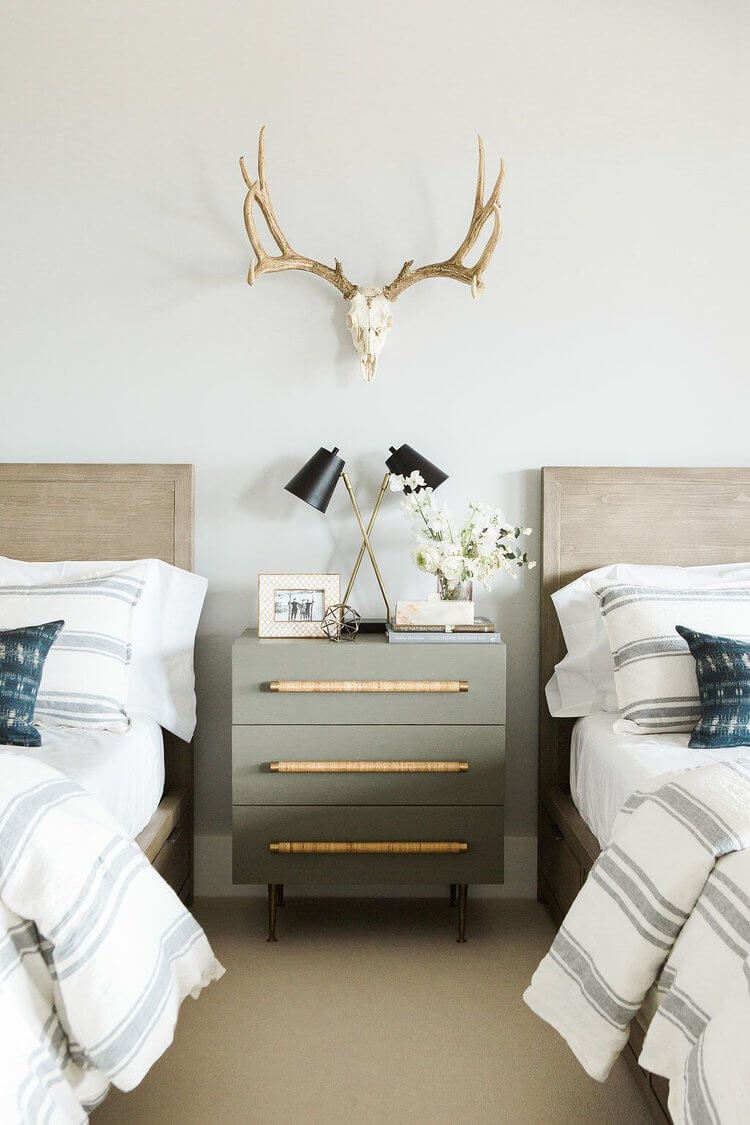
[233,725,505,806]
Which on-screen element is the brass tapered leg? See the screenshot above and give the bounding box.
[449,883,457,907]
[277,883,284,907]
[457,884,468,942]
[267,883,278,942]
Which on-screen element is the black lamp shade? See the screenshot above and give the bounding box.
[385,444,448,492]
[285,446,345,513]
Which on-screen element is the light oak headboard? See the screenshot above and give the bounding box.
[0,463,193,569]
[540,467,750,795]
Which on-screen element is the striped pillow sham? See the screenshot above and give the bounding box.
[590,582,750,734]
[0,568,145,732]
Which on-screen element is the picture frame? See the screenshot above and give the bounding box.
[257,573,340,638]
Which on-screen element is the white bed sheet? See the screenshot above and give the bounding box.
[7,714,164,839]
[570,712,750,847]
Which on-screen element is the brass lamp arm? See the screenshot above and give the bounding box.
[342,471,390,608]
[341,472,391,623]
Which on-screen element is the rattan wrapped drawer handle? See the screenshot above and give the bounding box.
[268,679,468,693]
[269,760,468,773]
[270,841,468,854]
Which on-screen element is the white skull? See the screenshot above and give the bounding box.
[346,287,394,382]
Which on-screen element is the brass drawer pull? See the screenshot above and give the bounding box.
[270,841,468,854]
[269,679,469,693]
[270,760,469,773]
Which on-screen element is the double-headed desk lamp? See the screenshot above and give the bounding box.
[284,444,448,629]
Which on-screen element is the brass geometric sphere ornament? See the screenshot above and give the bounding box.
[322,604,361,642]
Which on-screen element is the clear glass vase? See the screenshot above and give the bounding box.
[436,575,473,602]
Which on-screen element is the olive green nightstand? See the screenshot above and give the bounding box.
[232,629,505,941]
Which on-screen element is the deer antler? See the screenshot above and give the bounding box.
[382,137,504,302]
[239,127,357,299]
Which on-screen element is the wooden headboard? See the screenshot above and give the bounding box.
[0,464,193,569]
[540,467,750,795]
[0,463,196,821]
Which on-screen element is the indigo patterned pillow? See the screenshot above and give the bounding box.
[0,621,64,747]
[676,625,750,749]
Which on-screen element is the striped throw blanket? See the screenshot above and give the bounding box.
[525,759,750,1125]
[0,754,224,1124]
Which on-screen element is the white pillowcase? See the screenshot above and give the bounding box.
[0,557,207,741]
[545,562,750,718]
[591,580,750,734]
[0,567,146,732]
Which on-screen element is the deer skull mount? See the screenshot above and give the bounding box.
[346,289,393,383]
[239,128,504,382]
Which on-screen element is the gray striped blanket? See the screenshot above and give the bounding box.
[525,758,750,1125]
[0,755,224,1124]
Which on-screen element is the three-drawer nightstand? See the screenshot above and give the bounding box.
[232,629,505,941]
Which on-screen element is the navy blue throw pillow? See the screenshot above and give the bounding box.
[676,625,750,749]
[0,621,64,747]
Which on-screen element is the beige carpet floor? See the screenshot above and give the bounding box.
[94,898,651,1125]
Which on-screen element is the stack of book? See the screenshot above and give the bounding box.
[386,617,500,644]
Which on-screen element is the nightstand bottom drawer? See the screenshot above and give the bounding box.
[232,804,504,884]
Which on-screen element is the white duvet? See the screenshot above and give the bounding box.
[0,754,223,1124]
[525,760,750,1124]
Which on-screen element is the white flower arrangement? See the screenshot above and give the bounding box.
[391,472,536,599]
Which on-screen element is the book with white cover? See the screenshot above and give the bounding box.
[386,625,501,644]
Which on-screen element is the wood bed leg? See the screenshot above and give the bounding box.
[457,884,468,942]
[267,884,278,942]
[449,883,457,907]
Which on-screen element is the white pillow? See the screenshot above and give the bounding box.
[546,562,750,718]
[590,580,750,734]
[0,557,207,741]
[0,567,146,732]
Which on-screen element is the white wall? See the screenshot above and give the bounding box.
[3,1,749,891]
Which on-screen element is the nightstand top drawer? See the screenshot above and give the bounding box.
[233,630,505,725]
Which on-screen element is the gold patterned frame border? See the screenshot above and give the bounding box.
[258,573,340,638]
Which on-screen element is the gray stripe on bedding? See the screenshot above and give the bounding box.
[48,838,122,940]
[591,870,673,951]
[52,631,131,664]
[35,692,128,725]
[671,785,745,853]
[659,985,710,1045]
[0,919,42,986]
[0,779,81,891]
[89,913,205,1075]
[0,576,145,606]
[621,790,650,815]
[658,963,677,995]
[663,785,743,853]
[684,1038,720,1125]
[17,1014,68,1125]
[597,852,684,939]
[609,844,690,920]
[701,881,750,947]
[648,796,716,855]
[550,926,640,1028]
[658,1003,701,1048]
[695,903,747,960]
[599,585,750,615]
[612,635,688,670]
[713,866,750,912]
[56,850,150,981]
[47,837,122,940]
